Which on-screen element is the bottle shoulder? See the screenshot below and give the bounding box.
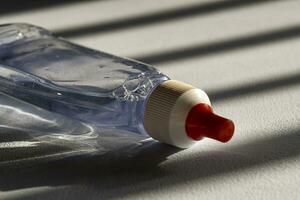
[0,23,51,46]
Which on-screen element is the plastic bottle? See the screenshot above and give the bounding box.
[0,23,234,148]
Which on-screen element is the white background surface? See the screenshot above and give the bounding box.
[0,0,299,199]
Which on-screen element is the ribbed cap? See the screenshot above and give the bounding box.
[143,80,234,148]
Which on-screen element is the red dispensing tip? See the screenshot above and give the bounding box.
[185,103,235,143]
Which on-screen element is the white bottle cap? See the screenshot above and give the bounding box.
[143,80,234,148]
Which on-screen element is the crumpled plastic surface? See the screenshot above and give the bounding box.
[0,91,151,167]
[0,23,162,167]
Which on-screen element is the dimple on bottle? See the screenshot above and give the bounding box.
[0,23,234,148]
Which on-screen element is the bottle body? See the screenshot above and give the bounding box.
[0,23,169,135]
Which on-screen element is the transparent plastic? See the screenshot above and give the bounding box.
[0,23,169,165]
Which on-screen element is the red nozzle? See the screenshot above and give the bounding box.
[185,103,235,143]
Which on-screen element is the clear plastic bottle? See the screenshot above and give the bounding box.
[0,23,234,148]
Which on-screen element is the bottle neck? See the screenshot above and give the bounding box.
[137,74,170,136]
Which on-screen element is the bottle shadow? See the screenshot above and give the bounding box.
[0,127,299,200]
